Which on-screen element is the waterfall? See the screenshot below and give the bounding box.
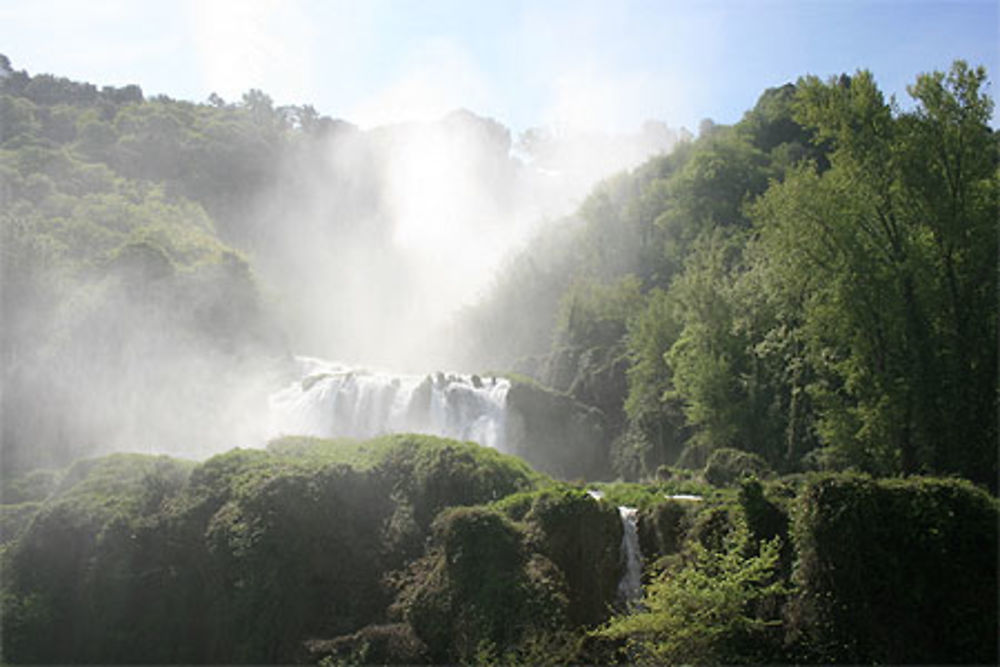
[617,506,643,607]
[268,356,510,450]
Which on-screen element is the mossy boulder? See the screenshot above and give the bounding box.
[505,380,609,479]
[637,498,697,562]
[508,487,622,626]
[0,454,194,664]
[0,436,545,665]
[395,506,569,663]
[302,623,429,665]
[703,447,773,486]
[789,473,999,664]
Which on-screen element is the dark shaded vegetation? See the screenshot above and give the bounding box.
[595,473,998,665]
[789,474,998,664]
[0,436,555,664]
[3,439,995,664]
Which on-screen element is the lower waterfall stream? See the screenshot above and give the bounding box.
[617,506,643,607]
[588,490,644,608]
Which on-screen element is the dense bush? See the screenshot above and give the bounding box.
[0,436,545,664]
[703,447,773,486]
[394,506,569,663]
[500,487,622,625]
[789,473,999,664]
[595,519,787,665]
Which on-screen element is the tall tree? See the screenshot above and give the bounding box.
[749,63,997,484]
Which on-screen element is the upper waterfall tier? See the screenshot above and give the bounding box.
[269,357,510,450]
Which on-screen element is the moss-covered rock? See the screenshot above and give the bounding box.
[395,506,569,663]
[0,454,193,664]
[499,487,622,626]
[302,623,430,665]
[637,498,696,563]
[703,447,773,486]
[0,436,548,665]
[506,380,609,479]
[789,473,999,664]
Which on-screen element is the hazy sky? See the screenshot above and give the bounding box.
[2,0,997,133]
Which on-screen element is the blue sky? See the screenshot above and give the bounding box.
[2,0,997,133]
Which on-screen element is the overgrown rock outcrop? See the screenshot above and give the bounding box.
[0,436,543,664]
[505,379,609,480]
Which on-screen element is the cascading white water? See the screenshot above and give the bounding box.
[268,356,510,450]
[617,506,643,607]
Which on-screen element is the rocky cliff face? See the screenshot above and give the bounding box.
[505,379,609,480]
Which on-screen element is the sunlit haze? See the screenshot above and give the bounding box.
[1,0,996,462]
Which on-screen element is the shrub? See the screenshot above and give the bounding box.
[789,473,999,664]
[518,487,622,625]
[395,506,569,663]
[703,447,773,486]
[594,520,786,665]
[1,468,63,504]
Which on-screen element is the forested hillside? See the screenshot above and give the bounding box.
[0,53,685,474]
[1,54,997,665]
[459,61,998,489]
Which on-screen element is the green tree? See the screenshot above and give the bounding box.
[750,62,997,484]
[595,521,785,665]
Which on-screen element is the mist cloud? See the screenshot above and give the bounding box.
[186,0,316,105]
[246,108,686,374]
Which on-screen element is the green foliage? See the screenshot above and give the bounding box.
[0,502,41,548]
[620,288,687,477]
[501,486,622,625]
[555,275,643,350]
[595,520,786,665]
[466,60,996,489]
[0,436,547,664]
[2,55,997,666]
[790,473,999,664]
[1,468,63,504]
[0,58,290,474]
[5,442,998,665]
[395,506,569,663]
[544,275,640,436]
[0,454,193,663]
[703,448,774,487]
[748,61,998,485]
